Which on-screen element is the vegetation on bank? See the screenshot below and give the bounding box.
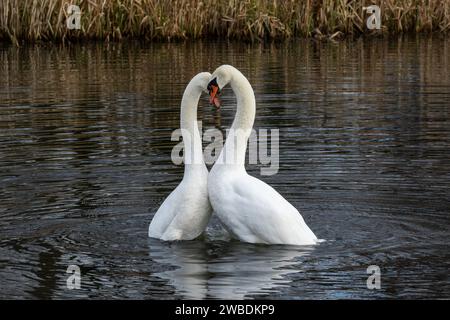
[1,0,450,44]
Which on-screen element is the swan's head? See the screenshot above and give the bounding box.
[207,65,235,109]
[191,72,212,94]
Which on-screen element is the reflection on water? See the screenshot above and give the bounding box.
[149,237,311,299]
[0,37,449,299]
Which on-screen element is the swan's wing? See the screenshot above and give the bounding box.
[161,181,212,241]
[223,174,317,245]
[148,182,185,238]
[149,174,212,240]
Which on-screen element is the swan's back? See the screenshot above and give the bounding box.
[149,168,211,240]
[208,168,317,245]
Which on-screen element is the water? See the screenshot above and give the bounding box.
[0,37,449,299]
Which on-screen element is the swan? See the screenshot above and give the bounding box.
[149,72,212,241]
[207,65,318,245]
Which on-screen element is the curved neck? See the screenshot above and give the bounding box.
[218,71,256,168]
[180,83,205,173]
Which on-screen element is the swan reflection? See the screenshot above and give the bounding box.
[148,236,313,299]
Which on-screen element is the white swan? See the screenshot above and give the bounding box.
[149,72,212,241]
[207,65,318,245]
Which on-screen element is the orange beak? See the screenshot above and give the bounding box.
[209,85,221,108]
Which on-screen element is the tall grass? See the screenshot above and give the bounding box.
[1,0,450,43]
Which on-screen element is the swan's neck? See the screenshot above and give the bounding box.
[180,85,205,174]
[218,72,256,169]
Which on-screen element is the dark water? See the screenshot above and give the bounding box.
[0,37,449,299]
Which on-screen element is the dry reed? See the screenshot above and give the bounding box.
[0,0,449,44]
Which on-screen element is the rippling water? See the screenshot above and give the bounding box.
[0,37,449,299]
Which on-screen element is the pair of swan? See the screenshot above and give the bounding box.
[148,65,318,246]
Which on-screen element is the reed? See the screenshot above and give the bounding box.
[0,0,449,43]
